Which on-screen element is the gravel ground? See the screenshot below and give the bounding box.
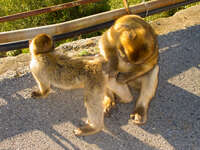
[0,5,200,150]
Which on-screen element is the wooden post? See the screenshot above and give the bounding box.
[122,0,131,14]
[0,0,197,43]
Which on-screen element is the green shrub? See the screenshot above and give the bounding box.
[6,49,22,56]
[0,0,110,32]
[21,48,29,54]
[78,50,90,56]
[0,0,199,56]
[1,0,199,32]
[0,0,110,56]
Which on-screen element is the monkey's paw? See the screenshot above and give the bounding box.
[130,106,147,125]
[31,89,50,99]
[31,91,43,98]
[74,124,101,136]
[103,96,116,117]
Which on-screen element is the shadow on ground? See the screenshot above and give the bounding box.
[0,25,199,150]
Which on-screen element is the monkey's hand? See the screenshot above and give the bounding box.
[102,62,118,78]
[103,94,116,117]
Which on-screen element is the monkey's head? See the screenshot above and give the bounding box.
[29,33,54,55]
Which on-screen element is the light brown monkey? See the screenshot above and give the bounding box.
[29,33,133,136]
[99,15,159,124]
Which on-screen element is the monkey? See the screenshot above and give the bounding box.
[29,33,133,136]
[99,15,159,124]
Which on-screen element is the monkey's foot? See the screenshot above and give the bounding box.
[130,106,147,125]
[74,124,101,136]
[31,89,50,98]
[31,90,43,98]
[103,96,115,116]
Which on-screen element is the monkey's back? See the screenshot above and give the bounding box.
[31,53,105,90]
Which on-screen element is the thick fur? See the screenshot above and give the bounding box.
[99,15,159,124]
[29,34,133,136]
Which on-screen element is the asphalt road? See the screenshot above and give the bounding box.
[0,6,200,150]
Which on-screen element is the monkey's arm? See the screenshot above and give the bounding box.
[100,29,120,78]
[102,47,119,78]
[117,64,155,83]
[117,72,140,83]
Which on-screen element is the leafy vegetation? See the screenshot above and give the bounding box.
[0,0,110,56]
[0,0,110,32]
[0,0,199,56]
[78,50,91,56]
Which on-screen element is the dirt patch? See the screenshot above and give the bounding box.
[151,4,200,35]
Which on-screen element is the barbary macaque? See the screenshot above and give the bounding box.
[29,33,133,136]
[99,15,159,124]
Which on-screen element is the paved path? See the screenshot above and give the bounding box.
[0,5,200,150]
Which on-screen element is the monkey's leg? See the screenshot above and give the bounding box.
[31,72,50,98]
[130,65,159,124]
[107,78,133,103]
[74,87,104,136]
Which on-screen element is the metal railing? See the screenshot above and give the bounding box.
[0,0,102,23]
[0,0,199,52]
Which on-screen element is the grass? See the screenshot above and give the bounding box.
[0,0,199,56]
[78,50,91,56]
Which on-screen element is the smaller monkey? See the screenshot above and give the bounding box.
[99,15,159,124]
[29,33,133,136]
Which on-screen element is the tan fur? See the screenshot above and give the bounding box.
[99,15,159,124]
[29,34,133,136]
